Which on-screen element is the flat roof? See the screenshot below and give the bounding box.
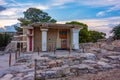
[23,22,83,29]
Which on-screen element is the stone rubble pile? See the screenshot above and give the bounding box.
[0,51,120,80]
[79,40,120,53]
[4,42,16,53]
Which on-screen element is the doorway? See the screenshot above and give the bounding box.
[59,30,67,49]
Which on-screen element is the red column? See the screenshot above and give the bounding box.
[29,29,32,51]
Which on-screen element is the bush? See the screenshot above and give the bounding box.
[0,33,12,50]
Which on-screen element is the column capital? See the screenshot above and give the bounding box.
[71,28,80,33]
[41,28,48,32]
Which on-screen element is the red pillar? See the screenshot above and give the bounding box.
[29,29,32,51]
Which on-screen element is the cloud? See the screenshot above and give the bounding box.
[7,2,49,10]
[5,0,49,10]
[79,0,120,7]
[97,4,120,17]
[0,19,18,28]
[58,16,120,38]
[47,0,120,17]
[30,5,49,10]
[0,8,18,16]
[0,0,7,5]
[0,1,50,27]
[0,6,6,11]
[78,0,120,17]
[107,4,120,12]
[0,0,120,33]
[0,0,49,21]
[96,11,105,16]
[0,0,51,28]
[0,4,49,17]
[50,0,75,6]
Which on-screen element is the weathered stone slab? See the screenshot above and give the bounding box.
[61,65,70,74]
[45,70,57,78]
[11,77,23,80]
[90,48,101,53]
[97,61,113,69]
[82,60,96,64]
[111,52,120,55]
[0,74,13,80]
[23,73,34,80]
[70,64,94,71]
[17,55,32,63]
[0,51,4,55]
[103,45,115,51]
[70,64,95,75]
[6,65,33,73]
[0,70,6,78]
[48,60,57,68]
[107,56,120,60]
[79,53,96,60]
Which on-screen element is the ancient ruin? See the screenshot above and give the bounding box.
[0,39,120,80]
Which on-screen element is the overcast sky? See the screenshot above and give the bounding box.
[0,0,120,37]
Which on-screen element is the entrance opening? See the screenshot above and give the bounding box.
[59,30,67,49]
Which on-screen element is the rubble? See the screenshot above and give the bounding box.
[0,50,120,80]
[79,53,96,60]
[0,74,13,80]
[0,40,120,79]
[0,70,6,78]
[0,51,4,55]
[97,61,113,69]
[107,56,120,60]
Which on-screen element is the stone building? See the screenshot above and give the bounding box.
[23,23,82,52]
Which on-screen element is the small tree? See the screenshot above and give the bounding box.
[18,8,57,26]
[111,24,120,39]
[89,30,106,42]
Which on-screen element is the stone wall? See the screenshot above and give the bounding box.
[34,27,41,52]
[47,28,58,51]
[112,40,120,47]
[79,40,120,53]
